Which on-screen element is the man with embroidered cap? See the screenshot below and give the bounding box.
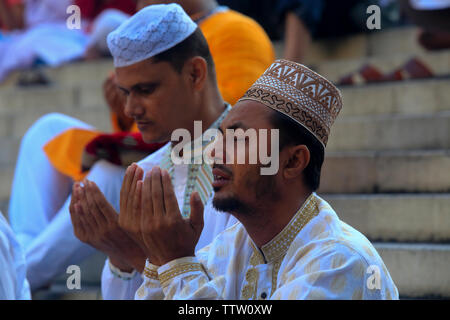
[129,59,399,299]
[69,3,238,299]
[8,0,274,294]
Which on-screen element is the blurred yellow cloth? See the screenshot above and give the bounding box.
[201,10,275,105]
[44,9,275,181]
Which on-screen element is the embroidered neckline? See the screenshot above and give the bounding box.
[241,194,320,299]
[260,193,320,263]
[160,104,231,217]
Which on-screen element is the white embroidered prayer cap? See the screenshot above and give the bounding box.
[107,3,197,68]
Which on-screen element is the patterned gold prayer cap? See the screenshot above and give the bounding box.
[238,59,343,148]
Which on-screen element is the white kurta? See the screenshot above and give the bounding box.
[101,144,237,299]
[8,113,125,291]
[135,194,399,300]
[101,106,237,300]
[0,212,31,300]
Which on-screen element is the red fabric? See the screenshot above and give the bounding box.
[75,0,136,20]
[0,0,22,30]
[6,0,22,5]
[82,132,166,172]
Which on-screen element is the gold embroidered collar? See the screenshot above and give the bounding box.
[258,193,320,264]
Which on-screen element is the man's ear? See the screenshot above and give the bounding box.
[186,56,208,90]
[282,145,310,180]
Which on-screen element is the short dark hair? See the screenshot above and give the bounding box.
[270,110,325,191]
[152,27,216,77]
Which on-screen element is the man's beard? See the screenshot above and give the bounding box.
[212,195,252,215]
[212,169,280,216]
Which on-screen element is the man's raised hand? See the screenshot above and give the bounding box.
[118,163,147,249]
[69,180,147,273]
[139,167,204,266]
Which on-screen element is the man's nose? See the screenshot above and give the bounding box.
[124,94,144,118]
[208,135,227,165]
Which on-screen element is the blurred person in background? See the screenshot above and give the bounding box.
[0,0,137,84]
[77,0,136,59]
[218,0,402,63]
[399,0,450,50]
[0,0,85,83]
[8,0,274,293]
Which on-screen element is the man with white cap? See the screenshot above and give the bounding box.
[8,0,273,293]
[69,4,239,299]
[125,60,399,300]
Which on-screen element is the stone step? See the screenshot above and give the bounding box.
[375,243,450,298]
[0,167,14,203]
[339,78,450,117]
[303,27,429,65]
[328,111,450,152]
[1,77,449,123]
[0,138,19,167]
[323,194,450,242]
[0,109,111,139]
[316,51,450,84]
[1,58,113,89]
[319,150,450,194]
[1,27,425,88]
[0,84,107,113]
[1,112,448,170]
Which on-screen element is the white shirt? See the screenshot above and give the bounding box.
[101,106,236,300]
[0,212,31,300]
[135,194,399,300]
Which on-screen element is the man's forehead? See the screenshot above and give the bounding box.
[221,100,274,129]
[115,59,168,86]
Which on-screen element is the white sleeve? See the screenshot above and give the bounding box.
[0,214,31,300]
[101,258,143,300]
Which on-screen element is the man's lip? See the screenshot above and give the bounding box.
[136,120,151,125]
[136,120,153,128]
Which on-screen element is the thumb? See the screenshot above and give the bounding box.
[189,192,204,235]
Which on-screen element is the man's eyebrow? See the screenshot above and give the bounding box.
[131,82,159,90]
[117,82,159,92]
[117,85,129,94]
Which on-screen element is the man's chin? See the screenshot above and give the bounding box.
[141,132,167,145]
[212,194,250,215]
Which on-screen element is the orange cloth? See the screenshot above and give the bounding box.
[200,10,275,105]
[44,9,275,181]
[43,128,100,181]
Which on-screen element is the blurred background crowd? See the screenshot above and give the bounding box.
[0,0,449,85]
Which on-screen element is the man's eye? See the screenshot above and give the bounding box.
[137,87,155,95]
